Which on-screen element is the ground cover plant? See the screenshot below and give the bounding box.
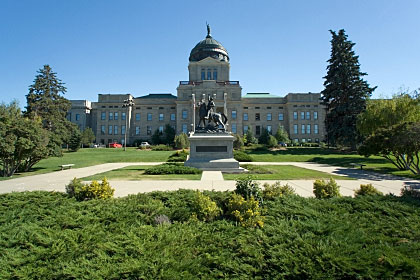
[223,164,351,180]
[1,190,420,279]
[167,149,189,162]
[144,163,201,175]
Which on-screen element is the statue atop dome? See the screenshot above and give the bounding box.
[206,23,211,37]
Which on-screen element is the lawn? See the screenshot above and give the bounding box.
[82,165,202,181]
[223,164,352,180]
[1,191,419,279]
[0,148,173,181]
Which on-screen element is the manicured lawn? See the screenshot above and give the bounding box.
[223,164,352,180]
[0,148,173,180]
[82,165,202,181]
[1,191,419,278]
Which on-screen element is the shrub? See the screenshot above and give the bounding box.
[233,134,244,150]
[401,185,420,199]
[151,144,173,151]
[258,128,270,145]
[313,178,341,199]
[245,128,257,146]
[227,193,264,228]
[267,135,278,148]
[167,149,189,162]
[144,163,201,175]
[235,175,262,203]
[191,191,221,222]
[262,182,295,200]
[354,184,383,197]
[174,133,189,149]
[66,177,115,201]
[234,150,253,162]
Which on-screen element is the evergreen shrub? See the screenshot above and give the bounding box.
[174,133,189,149]
[313,178,341,199]
[401,185,420,199]
[267,135,278,148]
[233,150,253,162]
[151,144,173,151]
[167,149,189,162]
[354,184,383,197]
[262,182,295,200]
[235,175,262,202]
[144,163,201,175]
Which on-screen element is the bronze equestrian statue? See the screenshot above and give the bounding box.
[197,97,228,132]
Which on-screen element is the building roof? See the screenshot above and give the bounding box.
[243,93,280,98]
[189,25,229,62]
[136,93,176,99]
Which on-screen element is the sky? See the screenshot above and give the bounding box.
[0,0,419,108]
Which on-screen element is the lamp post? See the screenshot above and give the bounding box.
[122,98,135,151]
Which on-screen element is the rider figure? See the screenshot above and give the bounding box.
[205,97,215,120]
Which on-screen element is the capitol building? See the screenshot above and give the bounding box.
[68,27,325,145]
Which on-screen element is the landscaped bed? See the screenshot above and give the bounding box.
[1,190,419,278]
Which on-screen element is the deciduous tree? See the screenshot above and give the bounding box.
[81,127,95,147]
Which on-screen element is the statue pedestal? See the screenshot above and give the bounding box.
[184,132,246,173]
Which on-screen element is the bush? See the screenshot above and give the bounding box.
[151,144,173,151]
[233,134,244,150]
[234,150,253,162]
[144,163,201,175]
[167,149,189,162]
[267,135,278,148]
[262,182,295,200]
[235,175,262,203]
[227,193,264,228]
[191,191,221,222]
[313,178,341,199]
[174,133,189,149]
[354,184,383,197]
[241,164,273,174]
[258,128,270,145]
[66,177,115,201]
[401,185,420,199]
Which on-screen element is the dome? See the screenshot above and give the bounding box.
[189,25,229,62]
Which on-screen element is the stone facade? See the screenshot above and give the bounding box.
[68,29,326,145]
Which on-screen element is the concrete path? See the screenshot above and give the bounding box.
[0,161,418,198]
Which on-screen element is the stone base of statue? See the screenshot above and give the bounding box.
[184,132,246,173]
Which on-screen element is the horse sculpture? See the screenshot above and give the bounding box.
[197,98,228,132]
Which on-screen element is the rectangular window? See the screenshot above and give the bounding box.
[294,138,299,143]
[207,69,211,80]
[75,114,80,121]
[121,125,126,135]
[267,113,272,121]
[267,125,272,134]
[300,112,305,120]
[171,113,176,121]
[122,112,126,120]
[182,110,188,119]
[314,124,319,134]
[147,113,152,121]
[315,138,319,143]
[136,113,140,121]
[213,69,217,80]
[243,113,248,121]
[159,126,163,134]
[101,112,106,120]
[306,111,310,120]
[159,113,164,121]
[182,124,188,134]
[243,125,249,134]
[114,112,118,120]
[314,111,318,120]
[306,124,311,134]
[232,123,237,133]
[147,126,152,135]
[301,124,305,134]
[135,126,140,135]
[231,110,237,120]
[293,112,298,120]
[114,125,118,135]
[255,113,260,121]
[109,112,113,120]
[201,69,205,80]
[278,113,283,121]
[256,125,261,135]
[101,125,105,135]
[307,138,312,143]
[108,125,113,135]
[293,124,298,134]
[301,138,306,143]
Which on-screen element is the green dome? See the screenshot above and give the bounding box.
[189,25,229,62]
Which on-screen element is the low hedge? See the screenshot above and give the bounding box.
[144,163,201,175]
[234,150,253,162]
[167,150,189,162]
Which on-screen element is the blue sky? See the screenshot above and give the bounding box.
[1,0,419,107]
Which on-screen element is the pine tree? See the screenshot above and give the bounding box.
[321,30,376,149]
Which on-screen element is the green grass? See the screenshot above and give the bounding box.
[0,148,173,181]
[223,164,352,180]
[81,165,202,181]
[1,191,419,278]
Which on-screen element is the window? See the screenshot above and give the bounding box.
[122,112,126,120]
[293,124,298,134]
[306,112,310,120]
[159,126,163,134]
[294,138,299,143]
[267,113,272,121]
[147,126,152,135]
[182,110,188,119]
[207,69,211,80]
[315,138,319,143]
[267,125,272,134]
[232,110,237,120]
[136,113,140,121]
[278,113,283,121]
[243,107,248,109]
[293,112,298,120]
[307,138,312,143]
[135,126,140,135]
[101,112,106,120]
[121,125,126,135]
[182,124,188,134]
[306,124,311,134]
[159,113,164,121]
[255,113,260,121]
[232,123,237,133]
[213,69,217,80]
[267,107,271,109]
[159,107,164,110]
[109,112,113,120]
[201,69,205,80]
[114,125,118,135]
[243,113,248,121]
[243,125,248,134]
[171,113,176,121]
[108,125,113,135]
[301,138,306,143]
[314,124,319,134]
[300,112,305,120]
[147,113,152,121]
[75,114,80,121]
[114,112,118,120]
[256,125,261,135]
[314,111,318,120]
[301,124,305,134]
[101,125,105,135]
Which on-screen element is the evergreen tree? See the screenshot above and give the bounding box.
[245,128,257,146]
[258,128,270,145]
[151,129,162,145]
[68,127,82,152]
[321,30,376,149]
[25,65,72,155]
[274,125,290,143]
[81,127,96,147]
[163,124,176,145]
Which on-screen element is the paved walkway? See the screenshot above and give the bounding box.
[0,162,419,198]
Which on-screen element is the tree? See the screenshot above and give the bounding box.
[245,128,257,146]
[321,29,376,149]
[267,135,278,148]
[174,133,189,149]
[163,124,176,145]
[81,127,95,147]
[68,127,82,152]
[233,134,244,150]
[25,65,72,156]
[274,125,290,143]
[0,102,49,176]
[258,128,270,145]
[151,129,162,145]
